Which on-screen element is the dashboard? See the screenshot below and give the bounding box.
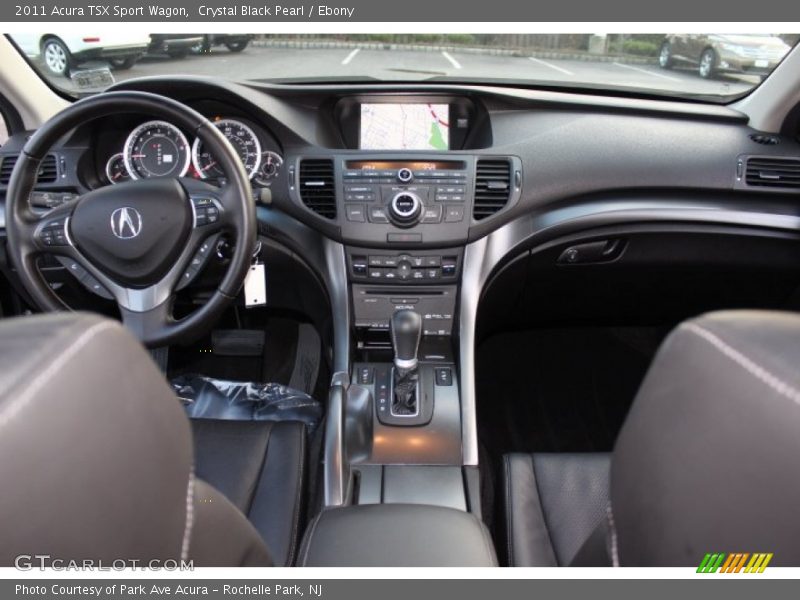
[3,76,800,296]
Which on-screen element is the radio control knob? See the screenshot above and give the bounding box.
[389,192,422,226]
[397,168,414,183]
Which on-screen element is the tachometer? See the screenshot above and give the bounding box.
[123,120,191,180]
[105,153,131,185]
[191,119,262,180]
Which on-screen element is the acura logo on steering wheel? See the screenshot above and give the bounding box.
[110,207,143,239]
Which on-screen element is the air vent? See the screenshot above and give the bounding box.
[745,157,800,189]
[750,133,780,145]
[0,154,58,185]
[0,155,16,185]
[38,155,58,183]
[473,159,512,220]
[298,159,336,219]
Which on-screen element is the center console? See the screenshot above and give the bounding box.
[298,100,518,562]
[316,158,489,515]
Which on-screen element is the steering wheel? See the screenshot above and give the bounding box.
[5,91,256,347]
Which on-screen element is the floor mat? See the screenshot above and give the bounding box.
[169,315,320,392]
[476,326,668,459]
[288,323,321,396]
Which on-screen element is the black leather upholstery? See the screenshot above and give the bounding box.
[0,313,270,567]
[298,504,497,567]
[612,310,800,566]
[503,310,800,567]
[191,419,306,567]
[501,453,610,566]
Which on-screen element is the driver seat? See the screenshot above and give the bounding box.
[0,313,305,567]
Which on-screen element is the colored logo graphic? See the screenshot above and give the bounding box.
[697,553,773,573]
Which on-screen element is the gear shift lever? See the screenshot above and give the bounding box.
[390,310,422,416]
[391,309,422,372]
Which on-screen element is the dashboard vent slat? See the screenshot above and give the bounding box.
[299,159,336,219]
[745,157,800,189]
[0,154,58,185]
[473,158,512,220]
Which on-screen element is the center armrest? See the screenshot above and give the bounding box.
[297,504,497,567]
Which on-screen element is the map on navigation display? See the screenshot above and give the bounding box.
[360,103,449,150]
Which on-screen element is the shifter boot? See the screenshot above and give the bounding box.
[393,367,419,416]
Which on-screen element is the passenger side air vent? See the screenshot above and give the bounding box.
[473,159,512,220]
[749,133,780,146]
[298,159,336,219]
[745,157,800,189]
[0,154,58,185]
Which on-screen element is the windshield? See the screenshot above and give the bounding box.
[9,33,799,101]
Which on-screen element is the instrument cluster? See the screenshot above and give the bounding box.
[102,117,283,188]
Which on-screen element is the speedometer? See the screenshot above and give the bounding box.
[191,119,262,180]
[123,120,191,180]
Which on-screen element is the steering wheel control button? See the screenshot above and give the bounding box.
[191,197,220,227]
[389,192,422,226]
[37,219,69,247]
[397,168,414,183]
[55,257,113,300]
[81,275,113,300]
[177,233,220,291]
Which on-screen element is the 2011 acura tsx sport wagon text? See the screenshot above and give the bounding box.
[0,32,800,568]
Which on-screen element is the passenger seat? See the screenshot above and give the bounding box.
[502,453,610,566]
[501,310,800,566]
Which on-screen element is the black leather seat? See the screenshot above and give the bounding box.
[0,313,306,567]
[191,419,306,567]
[502,310,800,567]
[502,453,610,566]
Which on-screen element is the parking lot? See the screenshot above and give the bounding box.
[38,44,757,97]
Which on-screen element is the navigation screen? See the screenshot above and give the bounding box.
[360,103,450,150]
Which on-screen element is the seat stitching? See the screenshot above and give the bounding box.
[607,502,619,568]
[285,425,306,566]
[503,454,514,566]
[0,321,116,429]
[180,467,195,562]
[683,322,800,407]
[300,511,323,566]
[247,422,273,516]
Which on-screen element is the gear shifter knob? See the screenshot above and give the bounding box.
[391,309,422,371]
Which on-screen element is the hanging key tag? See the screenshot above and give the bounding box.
[244,243,266,308]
